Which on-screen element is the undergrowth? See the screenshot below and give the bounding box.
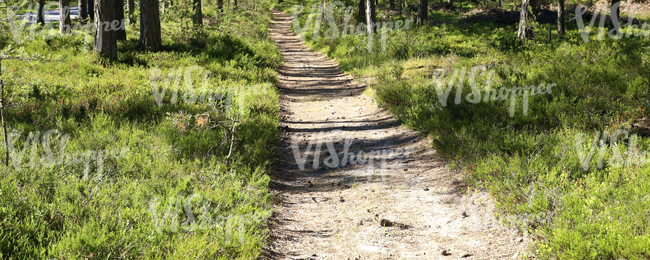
[0,0,280,259]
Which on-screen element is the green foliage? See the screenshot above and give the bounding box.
[0,0,280,259]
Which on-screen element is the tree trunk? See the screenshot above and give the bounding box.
[139,0,161,51]
[233,0,237,9]
[0,59,7,167]
[94,0,117,60]
[60,0,72,34]
[448,0,453,7]
[389,0,395,9]
[609,0,621,35]
[37,0,45,25]
[357,0,365,22]
[530,0,540,15]
[88,0,94,20]
[114,0,126,40]
[366,0,376,34]
[517,0,533,40]
[127,0,134,25]
[499,0,502,7]
[217,0,223,12]
[79,0,88,21]
[557,0,565,36]
[644,69,650,116]
[193,0,202,27]
[417,0,427,25]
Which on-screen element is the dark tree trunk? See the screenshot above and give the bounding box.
[357,0,365,22]
[37,0,45,25]
[79,0,88,21]
[448,0,453,6]
[217,0,223,12]
[88,0,94,20]
[127,0,134,25]
[530,0,540,15]
[114,0,126,41]
[499,0,502,7]
[557,0,565,36]
[193,0,202,27]
[94,0,117,60]
[389,0,395,9]
[60,0,72,34]
[417,0,427,25]
[139,0,161,51]
[517,0,534,40]
[366,0,376,34]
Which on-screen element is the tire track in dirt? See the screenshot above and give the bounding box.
[263,9,528,260]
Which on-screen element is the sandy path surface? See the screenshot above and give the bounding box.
[263,9,529,260]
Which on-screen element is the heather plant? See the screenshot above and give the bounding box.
[0,0,280,258]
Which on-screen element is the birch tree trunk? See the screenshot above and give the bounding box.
[517,0,533,40]
[366,0,376,34]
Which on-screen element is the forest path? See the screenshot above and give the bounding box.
[263,9,528,260]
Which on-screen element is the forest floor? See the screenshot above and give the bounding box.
[262,9,529,260]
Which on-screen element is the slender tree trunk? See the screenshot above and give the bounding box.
[357,0,365,22]
[139,0,161,51]
[417,0,427,25]
[0,59,7,167]
[79,0,88,21]
[389,0,395,9]
[366,0,376,34]
[643,67,650,119]
[127,0,134,25]
[518,0,533,40]
[193,0,202,27]
[60,0,72,34]
[88,0,94,20]
[37,0,45,25]
[114,0,126,40]
[499,0,502,7]
[547,23,551,42]
[609,0,621,35]
[95,0,117,60]
[557,0,565,36]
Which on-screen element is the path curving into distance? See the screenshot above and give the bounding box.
[263,9,528,260]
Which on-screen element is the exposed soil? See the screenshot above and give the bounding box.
[263,9,529,260]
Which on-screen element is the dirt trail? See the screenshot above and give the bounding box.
[263,9,528,260]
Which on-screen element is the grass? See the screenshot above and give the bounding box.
[0,0,281,259]
[275,0,650,258]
